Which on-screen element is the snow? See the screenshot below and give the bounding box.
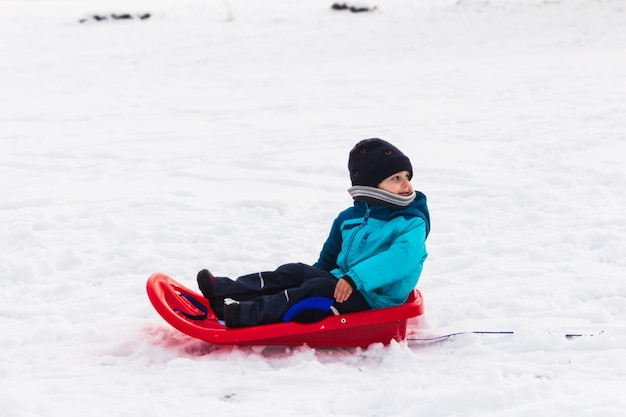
[1,0,625,415]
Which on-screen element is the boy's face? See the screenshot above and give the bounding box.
[378,170,413,196]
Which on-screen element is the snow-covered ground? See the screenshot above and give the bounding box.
[1,0,625,415]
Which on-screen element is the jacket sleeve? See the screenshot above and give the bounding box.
[313,215,343,272]
[348,218,427,292]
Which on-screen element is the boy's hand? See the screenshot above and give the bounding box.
[334,278,354,303]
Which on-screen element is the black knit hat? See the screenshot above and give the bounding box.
[348,138,413,187]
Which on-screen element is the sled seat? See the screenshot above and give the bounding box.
[146,272,424,348]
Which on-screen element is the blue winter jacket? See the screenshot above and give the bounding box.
[314,191,430,309]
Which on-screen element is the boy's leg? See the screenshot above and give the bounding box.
[229,262,319,292]
[199,263,322,320]
[232,275,371,327]
[234,276,336,326]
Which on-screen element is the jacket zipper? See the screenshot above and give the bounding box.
[345,205,371,266]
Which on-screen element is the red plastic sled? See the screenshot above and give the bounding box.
[146,272,424,348]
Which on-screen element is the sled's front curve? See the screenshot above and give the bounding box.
[146,272,424,348]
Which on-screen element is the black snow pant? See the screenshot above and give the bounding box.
[205,262,371,327]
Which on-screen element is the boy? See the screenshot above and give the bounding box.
[197,138,430,328]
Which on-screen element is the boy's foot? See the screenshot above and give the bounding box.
[197,269,215,299]
[223,298,243,328]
